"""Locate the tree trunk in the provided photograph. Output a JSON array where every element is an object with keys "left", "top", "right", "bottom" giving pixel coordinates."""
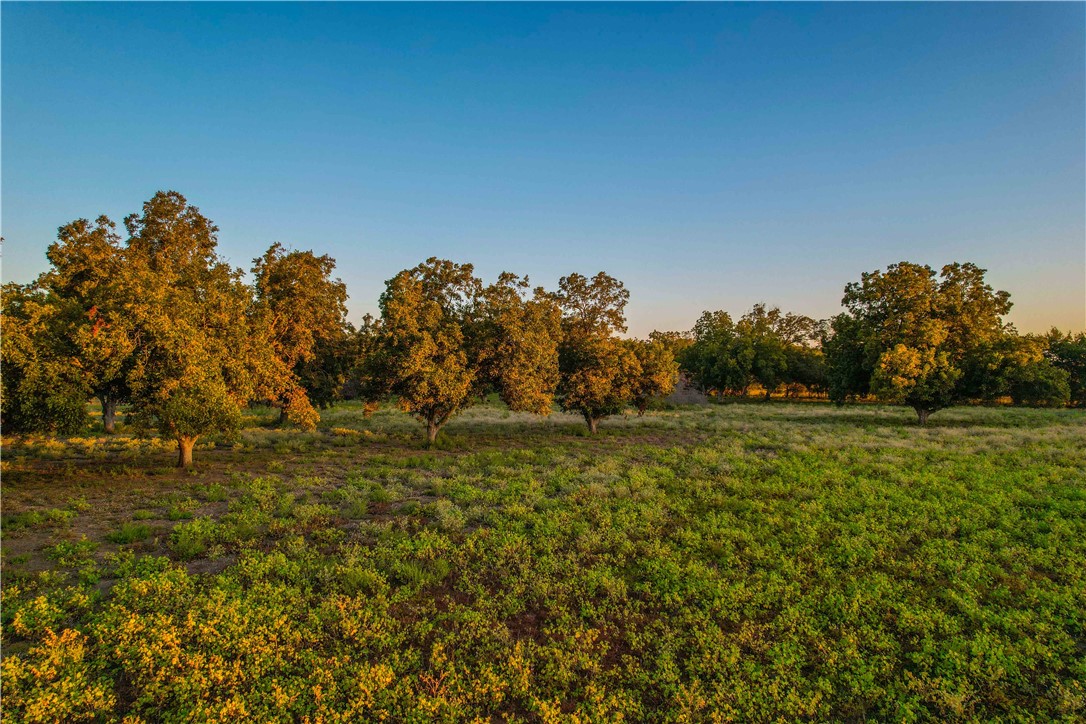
[
  {"left": 764, "top": 388, "right": 772, "bottom": 401},
  {"left": 426, "top": 420, "right": 440, "bottom": 445},
  {"left": 177, "top": 436, "right": 197, "bottom": 468},
  {"left": 587, "top": 416, "right": 599, "bottom": 435},
  {"left": 100, "top": 396, "right": 118, "bottom": 434},
  {"left": 915, "top": 408, "right": 930, "bottom": 425},
  {"left": 279, "top": 406, "right": 288, "bottom": 426}
]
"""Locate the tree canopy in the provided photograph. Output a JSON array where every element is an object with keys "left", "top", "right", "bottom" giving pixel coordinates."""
[
  {"left": 121, "top": 191, "right": 292, "bottom": 466},
  {"left": 827, "top": 262, "right": 1013, "bottom": 423},
  {"left": 252, "top": 242, "right": 350, "bottom": 427},
  {"left": 555, "top": 272, "right": 639, "bottom": 433},
  {"left": 4, "top": 189, "right": 1083, "bottom": 465}
]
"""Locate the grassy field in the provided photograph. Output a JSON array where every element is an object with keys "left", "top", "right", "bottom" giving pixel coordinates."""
[{"left": 1, "top": 401, "right": 1084, "bottom": 722}]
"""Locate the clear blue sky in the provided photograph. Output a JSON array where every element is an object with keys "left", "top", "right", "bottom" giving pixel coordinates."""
[{"left": 3, "top": 2, "right": 1083, "bottom": 335}]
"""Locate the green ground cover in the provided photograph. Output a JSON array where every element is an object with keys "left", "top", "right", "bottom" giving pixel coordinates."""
[{"left": 1, "top": 402, "right": 1084, "bottom": 722}]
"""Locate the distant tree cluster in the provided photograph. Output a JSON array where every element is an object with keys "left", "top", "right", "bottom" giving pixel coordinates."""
[
  {"left": 357, "top": 262, "right": 678, "bottom": 442},
  {"left": 680, "top": 305, "right": 826, "bottom": 400},
  {"left": 2, "top": 191, "right": 679, "bottom": 464},
  {"left": 678, "top": 262, "right": 1084, "bottom": 423}
]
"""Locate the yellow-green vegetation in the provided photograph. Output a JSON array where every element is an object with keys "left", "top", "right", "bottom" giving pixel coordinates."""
[{"left": 2, "top": 401, "right": 1084, "bottom": 721}]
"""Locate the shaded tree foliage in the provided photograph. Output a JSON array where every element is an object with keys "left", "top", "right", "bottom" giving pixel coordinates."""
[
  {"left": 626, "top": 338, "right": 679, "bottom": 415},
  {"left": 1, "top": 283, "right": 90, "bottom": 434},
  {"left": 681, "top": 307, "right": 824, "bottom": 399},
  {"left": 1046, "top": 329, "right": 1086, "bottom": 407}
]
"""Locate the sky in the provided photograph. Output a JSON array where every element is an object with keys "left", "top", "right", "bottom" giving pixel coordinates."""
[{"left": 3, "top": 2, "right": 1084, "bottom": 336}]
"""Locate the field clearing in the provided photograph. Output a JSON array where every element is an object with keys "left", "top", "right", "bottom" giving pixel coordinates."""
[{"left": 2, "top": 401, "right": 1085, "bottom": 721}]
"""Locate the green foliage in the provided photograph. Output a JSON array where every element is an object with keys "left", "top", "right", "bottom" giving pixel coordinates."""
[
  {"left": 1006, "top": 358, "right": 1071, "bottom": 407},
  {"left": 555, "top": 272, "right": 639, "bottom": 432},
  {"left": 106, "top": 523, "right": 153, "bottom": 545},
  {"left": 2, "top": 405, "right": 1086, "bottom": 720},
  {"left": 2, "top": 404, "right": 1085, "bottom": 721},
  {"left": 1047, "top": 329, "right": 1086, "bottom": 407},
  {"left": 170, "top": 517, "right": 220, "bottom": 560},
  {"left": 45, "top": 537, "right": 99, "bottom": 567},
  {"left": 827, "top": 262, "right": 1013, "bottom": 422},
  {"left": 681, "top": 305, "right": 823, "bottom": 399},
  {"left": 1, "top": 284, "right": 91, "bottom": 434},
  {"left": 2, "top": 508, "right": 75, "bottom": 531}
]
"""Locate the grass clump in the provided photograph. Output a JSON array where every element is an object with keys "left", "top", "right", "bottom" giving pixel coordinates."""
[{"left": 106, "top": 523, "right": 153, "bottom": 545}]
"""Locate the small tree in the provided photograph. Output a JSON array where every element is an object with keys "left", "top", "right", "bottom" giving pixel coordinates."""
[
  {"left": 555, "top": 272, "right": 637, "bottom": 433},
  {"left": 560, "top": 334, "right": 640, "bottom": 433},
  {"left": 826, "top": 261, "right": 1012, "bottom": 423},
  {"left": 362, "top": 259, "right": 480, "bottom": 444},
  {"left": 626, "top": 338, "right": 679, "bottom": 415}
]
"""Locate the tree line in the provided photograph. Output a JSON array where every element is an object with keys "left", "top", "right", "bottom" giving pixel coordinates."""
[
  {"left": 679, "top": 263, "right": 1085, "bottom": 421},
  {"left": 2, "top": 191, "right": 677, "bottom": 464},
  {"left": 3, "top": 191, "right": 1083, "bottom": 465}
]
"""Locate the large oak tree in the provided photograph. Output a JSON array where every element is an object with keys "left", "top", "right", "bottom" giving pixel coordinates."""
[
  {"left": 123, "top": 191, "right": 290, "bottom": 466},
  {"left": 825, "top": 261, "right": 1012, "bottom": 423}
]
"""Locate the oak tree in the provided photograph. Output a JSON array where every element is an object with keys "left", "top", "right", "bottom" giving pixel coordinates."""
[
  {"left": 252, "top": 243, "right": 350, "bottom": 428},
  {"left": 123, "top": 191, "right": 288, "bottom": 466},
  {"left": 555, "top": 272, "right": 637, "bottom": 433},
  {"left": 363, "top": 258, "right": 480, "bottom": 444},
  {"left": 826, "top": 262, "right": 1012, "bottom": 423}
]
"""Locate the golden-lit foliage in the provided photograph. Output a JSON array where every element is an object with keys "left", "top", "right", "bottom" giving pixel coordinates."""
[
  {"left": 42, "top": 216, "right": 136, "bottom": 432},
  {"left": 473, "top": 273, "right": 562, "bottom": 416},
  {"left": 364, "top": 258, "right": 479, "bottom": 443},
  {"left": 252, "top": 242, "right": 350, "bottom": 427},
  {"left": 555, "top": 272, "right": 639, "bottom": 432},
  {"left": 122, "top": 191, "right": 294, "bottom": 464}
]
